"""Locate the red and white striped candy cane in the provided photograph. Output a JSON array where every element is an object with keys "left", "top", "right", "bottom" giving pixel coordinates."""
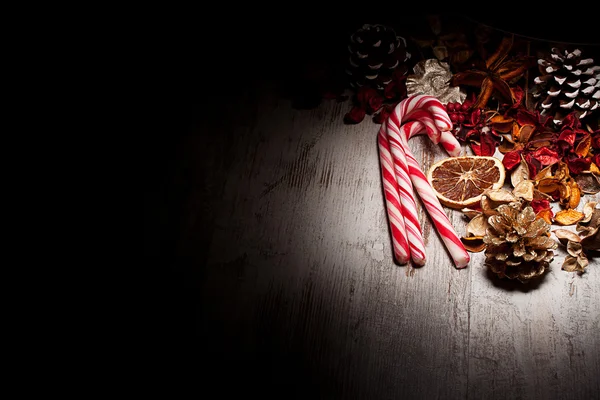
[
  {"left": 396, "top": 118, "right": 470, "bottom": 268},
  {"left": 386, "top": 118, "right": 427, "bottom": 266},
  {"left": 399, "top": 112, "right": 462, "bottom": 157},
  {"left": 396, "top": 95, "right": 453, "bottom": 143},
  {"left": 377, "top": 120, "right": 410, "bottom": 264}
]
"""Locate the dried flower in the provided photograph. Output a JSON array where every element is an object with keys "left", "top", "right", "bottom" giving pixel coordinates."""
[
  {"left": 406, "top": 59, "right": 466, "bottom": 105},
  {"left": 554, "top": 202, "right": 600, "bottom": 274},
  {"left": 450, "top": 36, "right": 534, "bottom": 110}
]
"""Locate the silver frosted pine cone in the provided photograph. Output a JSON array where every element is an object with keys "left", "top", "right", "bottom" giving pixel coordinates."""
[
  {"left": 532, "top": 47, "right": 600, "bottom": 126},
  {"left": 346, "top": 24, "right": 411, "bottom": 92}
]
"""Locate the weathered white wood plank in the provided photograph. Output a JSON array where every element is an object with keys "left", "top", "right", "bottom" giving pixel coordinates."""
[
  {"left": 467, "top": 195, "right": 600, "bottom": 400},
  {"left": 191, "top": 90, "right": 600, "bottom": 399},
  {"left": 200, "top": 93, "right": 472, "bottom": 398}
]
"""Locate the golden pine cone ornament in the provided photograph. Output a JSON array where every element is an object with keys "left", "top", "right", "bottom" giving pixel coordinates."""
[{"left": 483, "top": 201, "right": 558, "bottom": 282}]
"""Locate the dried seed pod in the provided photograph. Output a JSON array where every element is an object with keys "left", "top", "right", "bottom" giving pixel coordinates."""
[
  {"left": 581, "top": 227, "right": 600, "bottom": 250},
  {"left": 582, "top": 202, "right": 598, "bottom": 223},
  {"left": 567, "top": 240, "right": 583, "bottom": 257},
  {"left": 511, "top": 158, "right": 530, "bottom": 187},
  {"left": 513, "top": 180, "right": 534, "bottom": 201},
  {"left": 466, "top": 214, "right": 489, "bottom": 237},
  {"left": 575, "top": 174, "right": 600, "bottom": 194},
  {"left": 460, "top": 236, "right": 486, "bottom": 252},
  {"left": 485, "top": 188, "right": 518, "bottom": 203},
  {"left": 553, "top": 229, "right": 582, "bottom": 245},
  {"left": 561, "top": 254, "right": 588, "bottom": 273}
]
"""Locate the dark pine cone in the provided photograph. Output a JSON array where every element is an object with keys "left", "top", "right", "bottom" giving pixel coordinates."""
[
  {"left": 532, "top": 47, "right": 600, "bottom": 126},
  {"left": 346, "top": 24, "right": 411, "bottom": 92}
]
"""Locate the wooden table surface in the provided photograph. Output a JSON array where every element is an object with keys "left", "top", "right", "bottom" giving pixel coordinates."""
[{"left": 149, "top": 15, "right": 600, "bottom": 400}]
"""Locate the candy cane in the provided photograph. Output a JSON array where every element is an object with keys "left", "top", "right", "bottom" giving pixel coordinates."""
[
  {"left": 386, "top": 119, "right": 427, "bottom": 266},
  {"left": 377, "top": 120, "right": 410, "bottom": 264},
  {"left": 393, "top": 114, "right": 470, "bottom": 268},
  {"left": 382, "top": 97, "right": 457, "bottom": 266}
]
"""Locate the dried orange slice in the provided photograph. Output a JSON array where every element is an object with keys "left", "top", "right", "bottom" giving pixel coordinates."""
[{"left": 427, "top": 156, "right": 506, "bottom": 209}]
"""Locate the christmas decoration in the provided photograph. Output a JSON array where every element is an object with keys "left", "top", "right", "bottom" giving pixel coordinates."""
[
  {"left": 346, "top": 24, "right": 411, "bottom": 92},
  {"left": 450, "top": 36, "right": 534, "bottom": 110},
  {"left": 532, "top": 47, "right": 600, "bottom": 126},
  {"left": 406, "top": 59, "right": 466, "bottom": 104},
  {"left": 483, "top": 200, "right": 558, "bottom": 282}
]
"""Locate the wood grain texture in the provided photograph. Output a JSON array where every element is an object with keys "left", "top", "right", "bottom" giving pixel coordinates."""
[{"left": 174, "top": 89, "right": 600, "bottom": 399}]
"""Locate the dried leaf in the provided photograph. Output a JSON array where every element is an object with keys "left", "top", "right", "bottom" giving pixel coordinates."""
[
  {"left": 558, "top": 183, "right": 571, "bottom": 205},
  {"left": 533, "top": 189, "right": 554, "bottom": 201},
  {"left": 534, "top": 166, "right": 554, "bottom": 181},
  {"left": 536, "top": 209, "right": 554, "bottom": 225},
  {"left": 577, "top": 254, "right": 590, "bottom": 270},
  {"left": 561, "top": 255, "right": 582, "bottom": 272},
  {"left": 575, "top": 173, "right": 600, "bottom": 194},
  {"left": 553, "top": 229, "right": 582, "bottom": 245},
  {"left": 490, "top": 114, "right": 514, "bottom": 133},
  {"left": 461, "top": 208, "right": 481, "bottom": 220},
  {"left": 537, "top": 178, "right": 561, "bottom": 194},
  {"left": 568, "top": 181, "right": 581, "bottom": 209},
  {"left": 460, "top": 236, "right": 486, "bottom": 252},
  {"left": 554, "top": 209, "right": 585, "bottom": 226},
  {"left": 531, "top": 199, "right": 551, "bottom": 214},
  {"left": 580, "top": 227, "right": 600, "bottom": 250},
  {"left": 485, "top": 188, "right": 517, "bottom": 203},
  {"left": 513, "top": 180, "right": 534, "bottom": 201},
  {"left": 554, "top": 162, "right": 570, "bottom": 182},
  {"left": 511, "top": 157, "right": 530, "bottom": 187},
  {"left": 518, "top": 124, "right": 536, "bottom": 143},
  {"left": 582, "top": 202, "right": 598, "bottom": 223},
  {"left": 575, "top": 135, "right": 592, "bottom": 157},
  {"left": 567, "top": 240, "right": 583, "bottom": 257},
  {"left": 467, "top": 214, "right": 489, "bottom": 237}
]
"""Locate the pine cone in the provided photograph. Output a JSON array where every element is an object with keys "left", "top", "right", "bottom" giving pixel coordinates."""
[
  {"left": 483, "top": 201, "right": 558, "bottom": 282},
  {"left": 346, "top": 24, "right": 411, "bottom": 92},
  {"left": 532, "top": 47, "right": 600, "bottom": 126}
]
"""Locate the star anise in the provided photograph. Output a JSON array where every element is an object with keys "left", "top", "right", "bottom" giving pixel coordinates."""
[{"left": 450, "top": 36, "right": 534, "bottom": 110}]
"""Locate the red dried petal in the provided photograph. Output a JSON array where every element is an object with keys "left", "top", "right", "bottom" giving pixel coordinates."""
[
  {"left": 594, "top": 153, "right": 600, "bottom": 167},
  {"left": 510, "top": 86, "right": 524, "bottom": 108},
  {"left": 470, "top": 108, "right": 482, "bottom": 126},
  {"left": 516, "top": 108, "right": 539, "bottom": 126},
  {"left": 524, "top": 152, "right": 540, "bottom": 177},
  {"left": 558, "top": 129, "right": 576, "bottom": 146},
  {"left": 567, "top": 156, "right": 591, "bottom": 175},
  {"left": 560, "top": 112, "right": 581, "bottom": 130},
  {"left": 373, "top": 105, "right": 393, "bottom": 124},
  {"left": 592, "top": 131, "right": 600, "bottom": 150},
  {"left": 531, "top": 199, "right": 551, "bottom": 214},
  {"left": 368, "top": 94, "right": 384, "bottom": 114},
  {"left": 470, "top": 131, "right": 497, "bottom": 156},
  {"left": 384, "top": 81, "right": 397, "bottom": 100},
  {"left": 502, "top": 150, "right": 522, "bottom": 171},
  {"left": 531, "top": 147, "right": 560, "bottom": 166},
  {"left": 357, "top": 87, "right": 378, "bottom": 108},
  {"left": 344, "top": 106, "right": 366, "bottom": 124}
]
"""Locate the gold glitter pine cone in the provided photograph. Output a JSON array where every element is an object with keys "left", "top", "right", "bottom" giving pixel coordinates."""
[{"left": 483, "top": 201, "right": 558, "bottom": 283}]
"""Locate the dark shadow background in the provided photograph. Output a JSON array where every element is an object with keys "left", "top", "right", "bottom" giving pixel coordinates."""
[{"left": 146, "top": 10, "right": 599, "bottom": 396}]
